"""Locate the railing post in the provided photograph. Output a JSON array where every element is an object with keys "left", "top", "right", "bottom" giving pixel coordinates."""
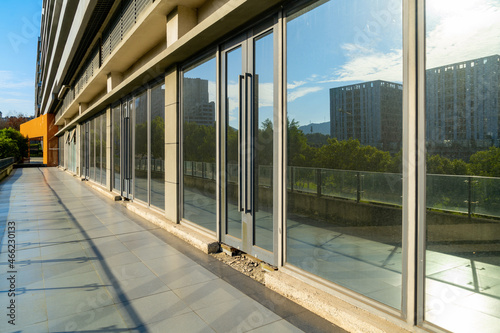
[
  {"left": 317, "top": 168, "right": 322, "bottom": 197},
  {"left": 291, "top": 167, "right": 294, "bottom": 192},
  {"left": 202, "top": 162, "right": 206, "bottom": 179},
  {"left": 468, "top": 176, "right": 472, "bottom": 219},
  {"left": 357, "top": 171, "right": 361, "bottom": 203}
]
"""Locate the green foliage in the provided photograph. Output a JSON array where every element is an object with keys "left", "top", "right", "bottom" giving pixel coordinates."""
[
  {"left": 468, "top": 147, "right": 500, "bottom": 177},
  {"left": 183, "top": 122, "right": 216, "bottom": 163},
  {"left": 0, "top": 137, "right": 20, "bottom": 159},
  {"left": 151, "top": 116, "right": 165, "bottom": 159},
  {"left": 0, "top": 128, "right": 28, "bottom": 160},
  {"left": 427, "top": 154, "right": 468, "bottom": 175},
  {"left": 313, "top": 138, "right": 393, "bottom": 172}
]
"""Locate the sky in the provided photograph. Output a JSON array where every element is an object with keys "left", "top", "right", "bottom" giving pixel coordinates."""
[
  {"left": 0, "top": 0, "right": 42, "bottom": 118},
  {"left": 182, "top": 0, "right": 500, "bottom": 129}
]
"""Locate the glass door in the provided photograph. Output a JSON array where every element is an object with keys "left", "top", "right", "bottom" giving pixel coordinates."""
[
  {"left": 121, "top": 98, "right": 133, "bottom": 199},
  {"left": 83, "top": 122, "right": 90, "bottom": 179},
  {"left": 221, "top": 20, "right": 277, "bottom": 264}
]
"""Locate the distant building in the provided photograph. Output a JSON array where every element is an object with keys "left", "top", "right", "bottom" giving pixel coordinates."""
[
  {"left": 330, "top": 80, "right": 403, "bottom": 153},
  {"left": 183, "top": 78, "right": 215, "bottom": 126},
  {"left": 426, "top": 54, "right": 500, "bottom": 160},
  {"left": 0, "top": 111, "right": 3, "bottom": 119}
]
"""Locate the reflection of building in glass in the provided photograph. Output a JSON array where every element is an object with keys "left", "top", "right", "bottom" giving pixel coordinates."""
[
  {"left": 183, "top": 78, "right": 215, "bottom": 126},
  {"left": 330, "top": 80, "right": 403, "bottom": 153},
  {"left": 426, "top": 55, "right": 500, "bottom": 160}
]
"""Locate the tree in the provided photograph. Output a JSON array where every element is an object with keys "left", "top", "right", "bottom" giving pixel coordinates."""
[
  {"left": 468, "top": 147, "right": 500, "bottom": 177},
  {"left": 0, "top": 128, "right": 28, "bottom": 160}
]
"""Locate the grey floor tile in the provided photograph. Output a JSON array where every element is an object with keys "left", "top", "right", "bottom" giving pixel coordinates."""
[
  {"left": 172, "top": 278, "right": 245, "bottom": 311},
  {"left": 45, "top": 287, "right": 113, "bottom": 320},
  {"left": 158, "top": 264, "right": 219, "bottom": 290},
  {"left": 48, "top": 304, "right": 128, "bottom": 332},
  {"left": 106, "top": 274, "right": 170, "bottom": 302},
  {"left": 135, "top": 311, "right": 216, "bottom": 333},
  {"left": 195, "top": 297, "right": 282, "bottom": 333},
  {"left": 247, "top": 319, "right": 305, "bottom": 333},
  {"left": 116, "top": 291, "right": 192, "bottom": 328}
]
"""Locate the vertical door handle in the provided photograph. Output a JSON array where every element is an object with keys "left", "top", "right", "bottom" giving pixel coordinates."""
[
  {"left": 245, "top": 73, "right": 253, "bottom": 214},
  {"left": 238, "top": 75, "right": 245, "bottom": 212}
]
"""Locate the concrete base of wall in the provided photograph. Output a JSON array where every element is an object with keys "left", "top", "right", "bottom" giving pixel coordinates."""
[
  {"left": 0, "top": 165, "right": 14, "bottom": 182},
  {"left": 265, "top": 269, "right": 411, "bottom": 333}
]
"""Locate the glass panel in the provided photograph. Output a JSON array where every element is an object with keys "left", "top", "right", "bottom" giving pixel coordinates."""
[
  {"left": 96, "top": 115, "right": 101, "bottom": 184},
  {"left": 254, "top": 32, "right": 274, "bottom": 252},
  {"left": 226, "top": 46, "right": 242, "bottom": 238},
  {"left": 424, "top": 1, "right": 500, "bottom": 331},
  {"left": 286, "top": 0, "right": 403, "bottom": 309},
  {"left": 80, "top": 124, "right": 85, "bottom": 175},
  {"left": 102, "top": 113, "right": 107, "bottom": 186},
  {"left": 134, "top": 90, "right": 148, "bottom": 202},
  {"left": 113, "top": 105, "right": 121, "bottom": 191},
  {"left": 90, "top": 118, "right": 95, "bottom": 180},
  {"left": 182, "top": 56, "right": 217, "bottom": 232},
  {"left": 150, "top": 82, "right": 165, "bottom": 210}
]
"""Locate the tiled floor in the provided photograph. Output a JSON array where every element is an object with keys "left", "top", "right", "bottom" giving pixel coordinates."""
[{"left": 0, "top": 168, "right": 344, "bottom": 333}]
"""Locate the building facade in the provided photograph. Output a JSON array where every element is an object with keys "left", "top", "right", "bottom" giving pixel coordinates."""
[
  {"left": 29, "top": 1, "right": 500, "bottom": 333},
  {"left": 330, "top": 80, "right": 403, "bottom": 153},
  {"left": 426, "top": 54, "right": 500, "bottom": 160}
]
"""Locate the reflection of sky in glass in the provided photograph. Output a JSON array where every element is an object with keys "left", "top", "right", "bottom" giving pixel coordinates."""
[
  {"left": 286, "top": 0, "right": 402, "bottom": 126},
  {"left": 255, "top": 32, "right": 274, "bottom": 130},
  {"left": 227, "top": 46, "right": 242, "bottom": 129},
  {"left": 426, "top": 0, "right": 500, "bottom": 69}
]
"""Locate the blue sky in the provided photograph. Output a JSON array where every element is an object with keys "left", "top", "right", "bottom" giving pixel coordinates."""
[{"left": 0, "top": 0, "right": 42, "bottom": 117}]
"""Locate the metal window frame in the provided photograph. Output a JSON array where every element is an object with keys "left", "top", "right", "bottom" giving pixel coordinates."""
[{"left": 178, "top": 50, "right": 220, "bottom": 238}]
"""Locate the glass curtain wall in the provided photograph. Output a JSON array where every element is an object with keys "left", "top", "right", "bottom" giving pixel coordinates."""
[
  {"left": 102, "top": 114, "right": 107, "bottom": 184},
  {"left": 182, "top": 55, "right": 217, "bottom": 232},
  {"left": 113, "top": 105, "right": 121, "bottom": 191},
  {"left": 285, "top": 0, "right": 403, "bottom": 309},
  {"left": 59, "top": 136, "right": 64, "bottom": 167},
  {"left": 134, "top": 90, "right": 148, "bottom": 203},
  {"left": 424, "top": 0, "right": 500, "bottom": 331},
  {"left": 96, "top": 115, "right": 101, "bottom": 183},
  {"left": 90, "top": 118, "right": 95, "bottom": 180},
  {"left": 83, "top": 113, "right": 107, "bottom": 185},
  {"left": 150, "top": 82, "right": 165, "bottom": 209}
]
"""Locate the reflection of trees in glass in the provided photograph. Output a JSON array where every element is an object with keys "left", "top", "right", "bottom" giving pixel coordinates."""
[
  {"left": 135, "top": 121, "right": 147, "bottom": 158},
  {"left": 151, "top": 116, "right": 165, "bottom": 159},
  {"left": 183, "top": 122, "right": 216, "bottom": 163}
]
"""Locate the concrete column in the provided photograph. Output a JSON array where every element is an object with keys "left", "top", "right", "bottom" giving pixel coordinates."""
[
  {"left": 166, "top": 6, "right": 197, "bottom": 47},
  {"left": 106, "top": 107, "right": 112, "bottom": 190},
  {"left": 107, "top": 72, "right": 123, "bottom": 93},
  {"left": 164, "top": 67, "right": 179, "bottom": 222}
]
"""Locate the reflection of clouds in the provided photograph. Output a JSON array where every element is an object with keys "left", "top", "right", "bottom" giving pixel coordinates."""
[
  {"left": 426, "top": 0, "right": 500, "bottom": 68},
  {"left": 208, "top": 80, "right": 216, "bottom": 102},
  {"left": 287, "top": 86, "right": 323, "bottom": 102},
  {"left": 323, "top": 49, "right": 402, "bottom": 83}
]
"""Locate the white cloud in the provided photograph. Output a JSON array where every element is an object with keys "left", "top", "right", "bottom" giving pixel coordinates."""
[
  {"left": 287, "top": 86, "right": 323, "bottom": 102},
  {"left": 287, "top": 80, "right": 307, "bottom": 89},
  {"left": 426, "top": 1, "right": 500, "bottom": 68},
  {"left": 0, "top": 71, "right": 33, "bottom": 89},
  {"left": 319, "top": 49, "right": 403, "bottom": 84}
]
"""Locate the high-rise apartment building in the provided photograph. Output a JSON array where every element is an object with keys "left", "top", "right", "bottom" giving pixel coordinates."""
[
  {"left": 426, "top": 54, "right": 500, "bottom": 160},
  {"left": 330, "top": 80, "right": 403, "bottom": 153}
]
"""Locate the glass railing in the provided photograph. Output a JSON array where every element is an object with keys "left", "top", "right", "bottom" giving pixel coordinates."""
[{"left": 184, "top": 161, "right": 500, "bottom": 220}]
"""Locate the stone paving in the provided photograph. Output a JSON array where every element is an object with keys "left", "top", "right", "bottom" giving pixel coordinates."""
[{"left": 0, "top": 167, "right": 344, "bottom": 333}]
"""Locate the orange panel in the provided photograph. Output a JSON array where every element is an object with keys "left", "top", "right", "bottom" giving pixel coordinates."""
[{"left": 20, "top": 114, "right": 59, "bottom": 166}]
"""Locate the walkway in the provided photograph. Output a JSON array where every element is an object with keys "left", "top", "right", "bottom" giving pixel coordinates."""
[{"left": 0, "top": 168, "right": 344, "bottom": 333}]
